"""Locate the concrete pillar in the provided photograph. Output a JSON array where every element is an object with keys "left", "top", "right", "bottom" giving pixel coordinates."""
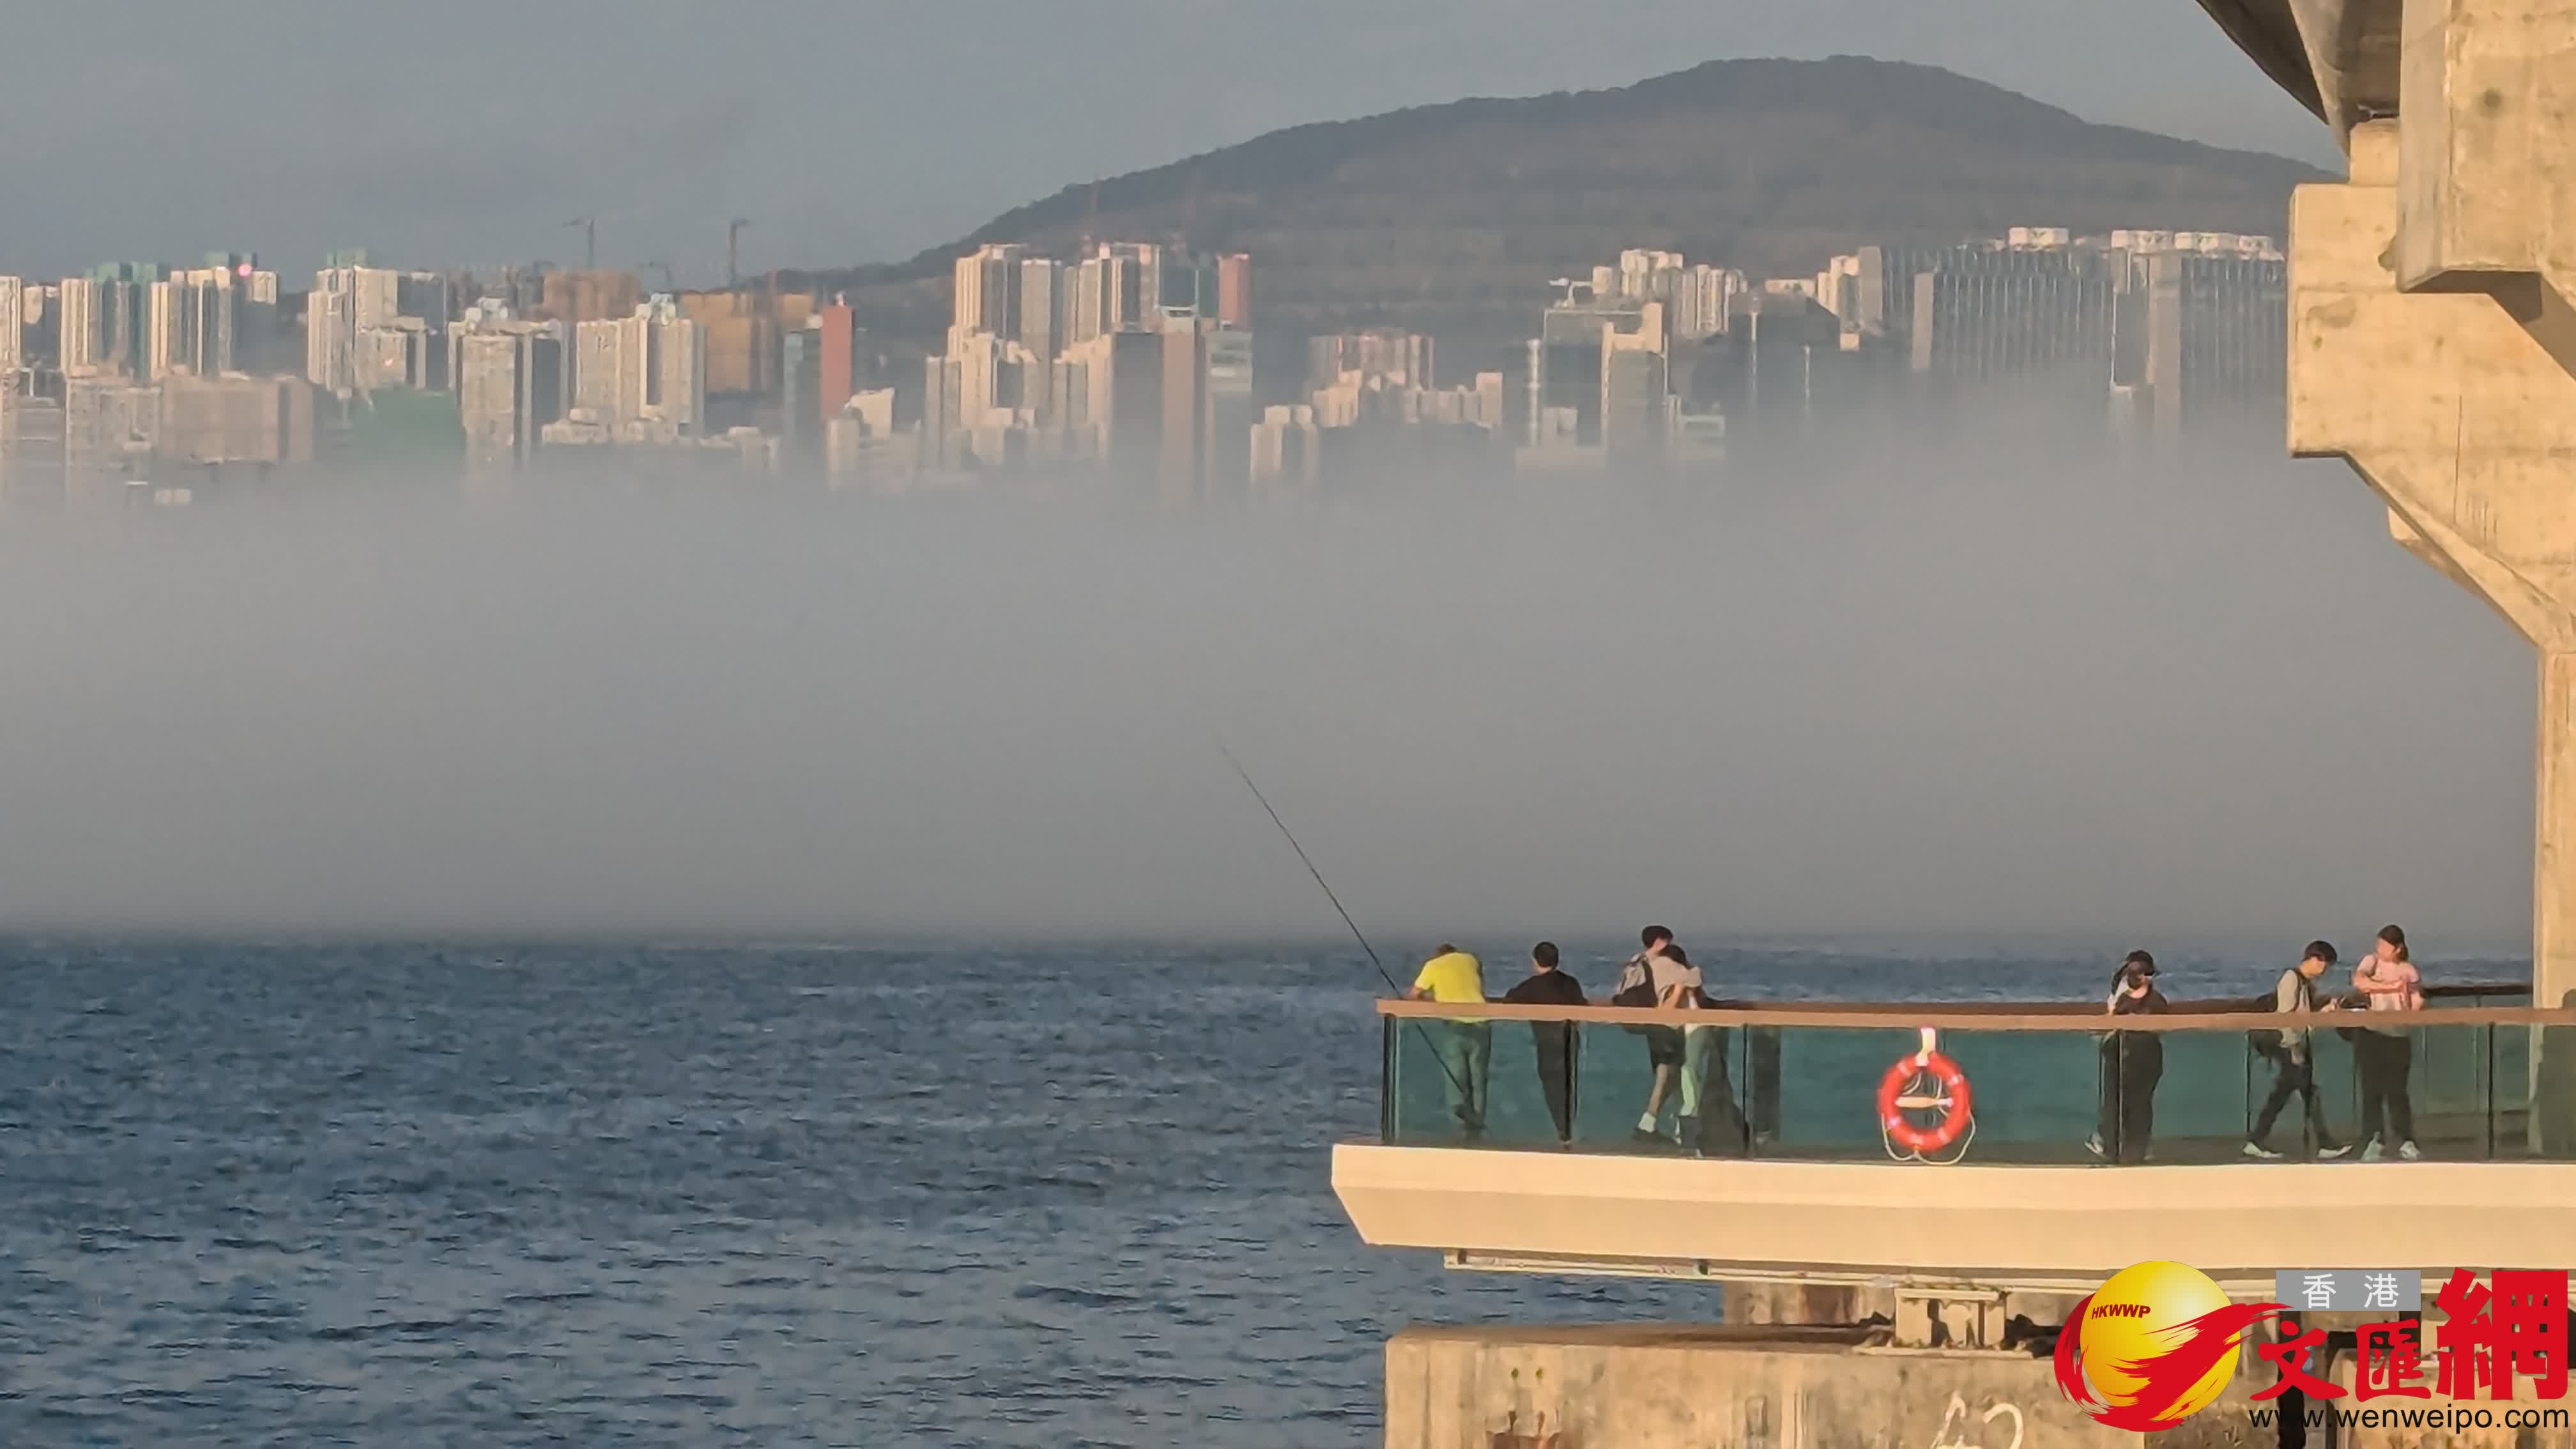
[{"left": 2290, "top": 96, "right": 2576, "bottom": 1014}]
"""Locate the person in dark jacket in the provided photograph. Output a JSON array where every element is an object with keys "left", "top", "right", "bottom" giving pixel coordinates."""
[
  {"left": 2088, "top": 950, "right": 2168, "bottom": 1163},
  {"left": 1501, "top": 942, "right": 1584, "bottom": 1145}
]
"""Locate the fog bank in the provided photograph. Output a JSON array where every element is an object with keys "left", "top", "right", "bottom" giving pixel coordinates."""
[{"left": 0, "top": 449, "right": 2533, "bottom": 946}]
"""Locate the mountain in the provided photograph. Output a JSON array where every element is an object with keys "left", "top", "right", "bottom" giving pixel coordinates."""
[{"left": 793, "top": 56, "right": 2330, "bottom": 355}]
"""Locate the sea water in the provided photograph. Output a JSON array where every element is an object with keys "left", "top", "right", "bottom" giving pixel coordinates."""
[{"left": 0, "top": 937, "right": 2521, "bottom": 1445}]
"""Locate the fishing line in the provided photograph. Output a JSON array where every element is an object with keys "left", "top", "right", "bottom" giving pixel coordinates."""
[{"left": 1212, "top": 736, "right": 1475, "bottom": 1111}]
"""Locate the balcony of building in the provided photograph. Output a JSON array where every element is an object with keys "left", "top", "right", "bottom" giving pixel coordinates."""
[{"left": 1333, "top": 988, "right": 2576, "bottom": 1296}]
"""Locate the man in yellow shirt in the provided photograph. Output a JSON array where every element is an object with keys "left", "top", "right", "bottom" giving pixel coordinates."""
[{"left": 1407, "top": 944, "right": 1490, "bottom": 1140}]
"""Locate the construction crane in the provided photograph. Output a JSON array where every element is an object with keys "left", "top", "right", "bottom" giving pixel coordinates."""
[
  {"left": 564, "top": 217, "right": 596, "bottom": 270},
  {"left": 641, "top": 259, "right": 677, "bottom": 293},
  {"left": 727, "top": 218, "right": 751, "bottom": 288},
  {"left": 1546, "top": 277, "right": 1590, "bottom": 306}
]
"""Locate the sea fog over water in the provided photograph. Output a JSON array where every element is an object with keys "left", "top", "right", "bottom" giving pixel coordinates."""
[
  {"left": 0, "top": 436, "right": 2542, "bottom": 1443},
  {"left": 0, "top": 440, "right": 2537, "bottom": 947}
]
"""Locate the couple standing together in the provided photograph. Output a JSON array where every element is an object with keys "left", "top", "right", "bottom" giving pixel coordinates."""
[
  {"left": 2242, "top": 925, "right": 2427, "bottom": 1162},
  {"left": 1610, "top": 926, "right": 1747, "bottom": 1155}
]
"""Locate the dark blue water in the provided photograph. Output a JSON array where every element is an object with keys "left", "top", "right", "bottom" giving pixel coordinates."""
[{"left": 0, "top": 937, "right": 2522, "bottom": 1445}]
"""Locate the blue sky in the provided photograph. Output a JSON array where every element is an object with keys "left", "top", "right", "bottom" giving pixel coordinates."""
[{"left": 0, "top": 0, "right": 2333, "bottom": 281}]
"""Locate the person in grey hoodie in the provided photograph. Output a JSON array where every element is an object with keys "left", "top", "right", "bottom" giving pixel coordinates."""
[{"left": 2243, "top": 941, "right": 2352, "bottom": 1160}]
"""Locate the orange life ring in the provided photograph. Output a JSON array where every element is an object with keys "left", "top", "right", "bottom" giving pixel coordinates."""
[{"left": 1878, "top": 1050, "right": 1973, "bottom": 1154}]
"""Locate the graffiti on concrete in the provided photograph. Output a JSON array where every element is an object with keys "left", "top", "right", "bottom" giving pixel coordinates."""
[{"left": 1928, "top": 1392, "right": 2024, "bottom": 1449}]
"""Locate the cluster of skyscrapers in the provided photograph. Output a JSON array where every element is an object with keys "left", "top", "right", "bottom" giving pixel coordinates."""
[
  {"left": 915, "top": 241, "right": 1255, "bottom": 502},
  {"left": 0, "top": 218, "right": 2293, "bottom": 507},
  {"left": 1514, "top": 228, "right": 2292, "bottom": 474}
]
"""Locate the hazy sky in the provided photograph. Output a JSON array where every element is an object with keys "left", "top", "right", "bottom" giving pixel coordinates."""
[
  {"left": 0, "top": 0, "right": 2334, "bottom": 282},
  {"left": 0, "top": 441, "right": 2532, "bottom": 948}
]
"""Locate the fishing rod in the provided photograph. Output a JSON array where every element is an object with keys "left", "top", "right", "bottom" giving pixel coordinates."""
[
  {"left": 1215, "top": 740, "right": 1403, "bottom": 997},
  {"left": 1214, "top": 739, "right": 1474, "bottom": 1108}
]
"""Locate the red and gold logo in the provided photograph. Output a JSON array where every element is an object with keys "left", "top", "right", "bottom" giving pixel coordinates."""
[{"left": 2055, "top": 1261, "right": 2281, "bottom": 1430}]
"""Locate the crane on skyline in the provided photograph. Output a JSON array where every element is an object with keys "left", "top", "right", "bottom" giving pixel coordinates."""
[
  {"left": 727, "top": 218, "right": 751, "bottom": 288},
  {"left": 564, "top": 217, "right": 596, "bottom": 270}
]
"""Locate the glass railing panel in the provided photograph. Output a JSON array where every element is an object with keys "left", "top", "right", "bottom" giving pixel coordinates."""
[
  {"left": 2128, "top": 1027, "right": 2254, "bottom": 1165},
  {"left": 1761, "top": 1025, "right": 1928, "bottom": 1160},
  {"left": 2313, "top": 1020, "right": 2489, "bottom": 1160},
  {"left": 1933, "top": 1028, "right": 2102, "bottom": 1164},
  {"left": 1378, "top": 1006, "right": 2572, "bottom": 1165},
  {"left": 1386, "top": 1015, "right": 1563, "bottom": 1149},
  {"left": 2529, "top": 1023, "right": 2576, "bottom": 1161},
  {"left": 1570, "top": 1021, "right": 1749, "bottom": 1155},
  {"left": 2494, "top": 1023, "right": 2534, "bottom": 1158},
  {"left": 2305, "top": 1020, "right": 2363, "bottom": 1150}
]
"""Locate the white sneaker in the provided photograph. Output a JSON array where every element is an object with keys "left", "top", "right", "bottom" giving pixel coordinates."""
[
  {"left": 2243, "top": 1140, "right": 2282, "bottom": 1160},
  {"left": 2398, "top": 1140, "right": 2421, "bottom": 1161},
  {"left": 2085, "top": 1133, "right": 2106, "bottom": 1160},
  {"left": 2361, "top": 1138, "right": 2384, "bottom": 1162},
  {"left": 2317, "top": 1143, "right": 2352, "bottom": 1160}
]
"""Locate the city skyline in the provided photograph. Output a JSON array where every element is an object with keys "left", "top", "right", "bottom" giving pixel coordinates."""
[
  {"left": 0, "top": 6, "right": 2334, "bottom": 282},
  {"left": 0, "top": 213, "right": 2298, "bottom": 505}
]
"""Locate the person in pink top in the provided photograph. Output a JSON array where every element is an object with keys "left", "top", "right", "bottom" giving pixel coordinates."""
[{"left": 2352, "top": 923, "right": 2424, "bottom": 1160}]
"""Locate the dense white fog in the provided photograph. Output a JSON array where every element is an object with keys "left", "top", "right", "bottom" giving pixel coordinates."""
[{"left": 0, "top": 440, "right": 2534, "bottom": 947}]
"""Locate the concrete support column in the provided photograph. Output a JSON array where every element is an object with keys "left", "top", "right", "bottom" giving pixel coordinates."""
[
  {"left": 2292, "top": 108, "right": 2576, "bottom": 1008},
  {"left": 2546, "top": 652, "right": 2576, "bottom": 1013}
]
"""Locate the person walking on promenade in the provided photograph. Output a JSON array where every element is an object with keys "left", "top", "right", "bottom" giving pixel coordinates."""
[{"left": 2244, "top": 940, "right": 2352, "bottom": 1160}]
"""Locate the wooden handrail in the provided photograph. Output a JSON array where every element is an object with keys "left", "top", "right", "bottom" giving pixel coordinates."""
[{"left": 1377, "top": 997, "right": 2576, "bottom": 1031}]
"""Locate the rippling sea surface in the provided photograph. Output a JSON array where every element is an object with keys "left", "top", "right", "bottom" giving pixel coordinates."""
[{"left": 0, "top": 937, "right": 2522, "bottom": 1446}]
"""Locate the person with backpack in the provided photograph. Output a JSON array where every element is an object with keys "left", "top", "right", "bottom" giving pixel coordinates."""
[
  {"left": 1611, "top": 926, "right": 1683, "bottom": 1143},
  {"left": 2087, "top": 951, "right": 2168, "bottom": 1163},
  {"left": 2244, "top": 941, "right": 2352, "bottom": 1160}
]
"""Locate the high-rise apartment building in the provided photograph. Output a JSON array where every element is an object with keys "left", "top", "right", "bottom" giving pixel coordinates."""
[
  {"left": 57, "top": 278, "right": 102, "bottom": 373},
  {"left": 538, "top": 270, "right": 642, "bottom": 327},
  {"left": 675, "top": 291, "right": 778, "bottom": 397},
  {"left": 64, "top": 373, "right": 160, "bottom": 474},
  {"left": 2108, "top": 243, "right": 2286, "bottom": 450},
  {"left": 952, "top": 244, "right": 1027, "bottom": 339},
  {"left": 1158, "top": 319, "right": 1215, "bottom": 506},
  {"left": 1600, "top": 302, "right": 1673, "bottom": 470},
  {"left": 564, "top": 296, "right": 705, "bottom": 443},
  {"left": 1250, "top": 405, "right": 1321, "bottom": 494},
  {"left": 158, "top": 374, "right": 312, "bottom": 467},
  {"left": 1018, "top": 258, "right": 1063, "bottom": 365},
  {"left": 307, "top": 268, "right": 356, "bottom": 393},
  {"left": 452, "top": 302, "right": 564, "bottom": 472},
  {"left": 1216, "top": 254, "right": 1254, "bottom": 330},
  {"left": 144, "top": 282, "right": 181, "bottom": 379},
  {"left": 1309, "top": 332, "right": 1435, "bottom": 391},
  {"left": 816, "top": 302, "right": 864, "bottom": 425},
  {"left": 0, "top": 276, "right": 22, "bottom": 385}
]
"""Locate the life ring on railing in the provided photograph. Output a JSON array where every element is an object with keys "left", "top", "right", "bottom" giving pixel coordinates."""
[{"left": 1878, "top": 1043, "right": 1974, "bottom": 1156}]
